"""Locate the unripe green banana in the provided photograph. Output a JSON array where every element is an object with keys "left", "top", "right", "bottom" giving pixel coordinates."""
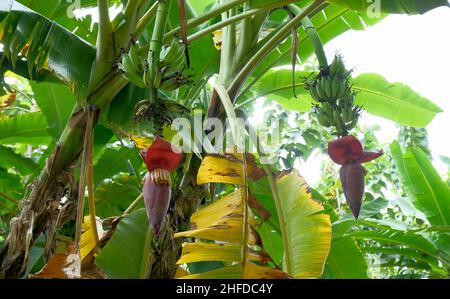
[
  {"left": 331, "top": 77, "right": 341, "bottom": 99},
  {"left": 347, "top": 117, "right": 359, "bottom": 131},
  {"left": 342, "top": 106, "right": 352, "bottom": 123},
  {"left": 324, "top": 77, "right": 332, "bottom": 100},
  {"left": 120, "top": 54, "right": 138, "bottom": 74},
  {"left": 315, "top": 83, "right": 326, "bottom": 101},
  {"left": 333, "top": 110, "right": 342, "bottom": 126},
  {"left": 320, "top": 77, "right": 329, "bottom": 100},
  {"left": 161, "top": 40, "right": 185, "bottom": 68},
  {"left": 120, "top": 55, "right": 146, "bottom": 88},
  {"left": 129, "top": 46, "right": 143, "bottom": 71},
  {"left": 321, "top": 102, "right": 334, "bottom": 118},
  {"left": 329, "top": 60, "right": 338, "bottom": 76},
  {"left": 336, "top": 80, "right": 346, "bottom": 99},
  {"left": 310, "top": 85, "right": 320, "bottom": 102},
  {"left": 160, "top": 78, "right": 179, "bottom": 91},
  {"left": 317, "top": 112, "right": 332, "bottom": 127}
]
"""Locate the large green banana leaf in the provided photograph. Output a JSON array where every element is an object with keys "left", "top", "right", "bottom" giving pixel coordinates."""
[
  {"left": 244, "top": 3, "right": 385, "bottom": 92},
  {"left": 0, "top": 0, "right": 96, "bottom": 99},
  {"left": 95, "top": 209, "right": 153, "bottom": 279},
  {"left": 323, "top": 236, "right": 368, "bottom": 278},
  {"left": 16, "top": 0, "right": 122, "bottom": 44},
  {"left": 390, "top": 142, "right": 450, "bottom": 227},
  {"left": 352, "top": 74, "right": 442, "bottom": 128}
]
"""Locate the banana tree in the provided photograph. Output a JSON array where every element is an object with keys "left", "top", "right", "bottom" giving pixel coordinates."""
[{"left": 0, "top": 0, "right": 448, "bottom": 279}]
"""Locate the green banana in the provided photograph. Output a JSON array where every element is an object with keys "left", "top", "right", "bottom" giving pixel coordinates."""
[
  {"left": 321, "top": 102, "right": 334, "bottom": 118},
  {"left": 120, "top": 55, "right": 146, "bottom": 88},
  {"left": 310, "top": 85, "right": 320, "bottom": 101},
  {"left": 333, "top": 110, "right": 343, "bottom": 126},
  {"left": 326, "top": 77, "right": 334, "bottom": 100},
  {"left": 342, "top": 106, "right": 352, "bottom": 123},
  {"left": 317, "top": 112, "right": 332, "bottom": 127},
  {"left": 336, "top": 80, "right": 346, "bottom": 99},
  {"left": 161, "top": 40, "right": 185, "bottom": 67},
  {"left": 319, "top": 77, "right": 328, "bottom": 100},
  {"left": 160, "top": 78, "right": 180, "bottom": 91},
  {"left": 129, "top": 46, "right": 143, "bottom": 71},
  {"left": 315, "top": 83, "right": 326, "bottom": 101}
]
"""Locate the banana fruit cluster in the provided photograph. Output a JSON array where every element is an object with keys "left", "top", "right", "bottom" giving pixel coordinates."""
[
  {"left": 119, "top": 39, "right": 190, "bottom": 91},
  {"left": 309, "top": 55, "right": 361, "bottom": 136}
]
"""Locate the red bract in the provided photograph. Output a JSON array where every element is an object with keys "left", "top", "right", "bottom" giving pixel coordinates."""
[
  {"left": 328, "top": 135, "right": 383, "bottom": 166},
  {"left": 140, "top": 136, "right": 182, "bottom": 172},
  {"left": 140, "top": 137, "right": 182, "bottom": 237},
  {"left": 328, "top": 135, "right": 383, "bottom": 219}
]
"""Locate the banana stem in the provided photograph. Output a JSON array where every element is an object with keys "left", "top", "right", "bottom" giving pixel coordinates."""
[
  {"left": 187, "top": 6, "right": 269, "bottom": 44},
  {"left": 75, "top": 106, "right": 99, "bottom": 251},
  {"left": 218, "top": 0, "right": 237, "bottom": 87},
  {"left": 123, "top": 194, "right": 144, "bottom": 216},
  {"left": 241, "top": 151, "right": 249, "bottom": 269},
  {"left": 89, "top": 0, "right": 115, "bottom": 94},
  {"left": 134, "top": 1, "right": 159, "bottom": 37},
  {"left": 235, "top": 109, "right": 293, "bottom": 274},
  {"left": 147, "top": 0, "right": 171, "bottom": 100},
  {"left": 229, "top": 0, "right": 326, "bottom": 101},
  {"left": 288, "top": 4, "right": 328, "bottom": 69},
  {"left": 87, "top": 109, "right": 100, "bottom": 251}
]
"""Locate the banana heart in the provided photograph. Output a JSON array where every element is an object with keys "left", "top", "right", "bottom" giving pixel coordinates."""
[
  {"left": 328, "top": 135, "right": 383, "bottom": 219},
  {"left": 140, "top": 137, "right": 183, "bottom": 236}
]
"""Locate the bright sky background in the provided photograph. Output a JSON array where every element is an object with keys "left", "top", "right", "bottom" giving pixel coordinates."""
[{"left": 299, "top": 6, "right": 450, "bottom": 186}]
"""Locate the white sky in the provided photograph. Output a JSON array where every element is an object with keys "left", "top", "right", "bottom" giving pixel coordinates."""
[{"left": 299, "top": 6, "right": 450, "bottom": 185}]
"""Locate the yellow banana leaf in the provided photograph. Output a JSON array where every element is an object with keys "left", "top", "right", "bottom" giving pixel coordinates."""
[
  {"left": 277, "top": 171, "right": 331, "bottom": 278},
  {"left": 180, "top": 262, "right": 291, "bottom": 279},
  {"left": 176, "top": 243, "right": 266, "bottom": 264},
  {"left": 80, "top": 215, "right": 104, "bottom": 262},
  {"left": 197, "top": 153, "right": 265, "bottom": 185},
  {"left": 173, "top": 189, "right": 258, "bottom": 244},
  {"left": 176, "top": 153, "right": 284, "bottom": 279}
]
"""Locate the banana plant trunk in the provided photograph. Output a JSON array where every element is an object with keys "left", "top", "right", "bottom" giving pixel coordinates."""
[
  {"left": 0, "top": 108, "right": 90, "bottom": 278},
  {"left": 0, "top": 70, "right": 127, "bottom": 278}
]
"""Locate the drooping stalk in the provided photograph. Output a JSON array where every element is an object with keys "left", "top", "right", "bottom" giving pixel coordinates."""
[
  {"left": 165, "top": 0, "right": 247, "bottom": 39},
  {"left": 238, "top": 3, "right": 329, "bottom": 99},
  {"left": 288, "top": 4, "right": 328, "bottom": 69}
]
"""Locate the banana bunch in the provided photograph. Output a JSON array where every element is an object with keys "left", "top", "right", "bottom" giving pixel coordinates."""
[
  {"left": 119, "top": 39, "right": 189, "bottom": 90},
  {"left": 119, "top": 45, "right": 147, "bottom": 88},
  {"left": 309, "top": 55, "right": 361, "bottom": 136},
  {"left": 160, "top": 71, "right": 192, "bottom": 91},
  {"left": 160, "top": 39, "right": 186, "bottom": 69}
]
